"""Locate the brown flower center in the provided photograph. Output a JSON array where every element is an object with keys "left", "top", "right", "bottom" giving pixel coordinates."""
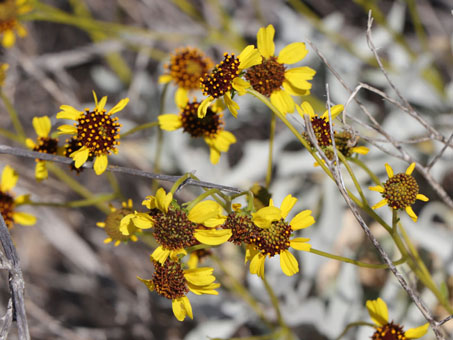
[
  {"left": 180, "top": 101, "right": 223, "bottom": 138},
  {"left": 372, "top": 321, "right": 407, "bottom": 340},
  {"left": 223, "top": 212, "right": 258, "bottom": 245},
  {"left": 152, "top": 209, "right": 198, "bottom": 250},
  {"left": 306, "top": 116, "right": 333, "bottom": 148},
  {"left": 200, "top": 53, "right": 240, "bottom": 99},
  {"left": 245, "top": 56, "right": 285, "bottom": 97},
  {"left": 33, "top": 137, "right": 58, "bottom": 156},
  {"left": 383, "top": 173, "right": 419, "bottom": 210},
  {"left": 152, "top": 259, "right": 189, "bottom": 300},
  {"left": 0, "top": 191, "right": 15, "bottom": 229},
  {"left": 75, "top": 108, "right": 121, "bottom": 157},
  {"left": 165, "top": 47, "right": 213, "bottom": 90},
  {"left": 251, "top": 219, "right": 292, "bottom": 257}
]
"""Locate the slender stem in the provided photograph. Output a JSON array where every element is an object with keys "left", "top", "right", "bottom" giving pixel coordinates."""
[
  {"left": 309, "top": 248, "right": 406, "bottom": 268},
  {"left": 28, "top": 194, "right": 116, "bottom": 208},
  {"left": 184, "top": 188, "right": 219, "bottom": 211},
  {"left": 0, "top": 128, "right": 23, "bottom": 143},
  {"left": 337, "top": 152, "right": 368, "bottom": 205},
  {"left": 261, "top": 275, "right": 285, "bottom": 328},
  {"left": 210, "top": 254, "right": 272, "bottom": 328},
  {"left": 349, "top": 157, "right": 381, "bottom": 185},
  {"left": 121, "top": 122, "right": 159, "bottom": 138},
  {"left": 46, "top": 163, "right": 110, "bottom": 214},
  {"left": 0, "top": 91, "right": 26, "bottom": 141},
  {"left": 265, "top": 113, "right": 276, "bottom": 189}
]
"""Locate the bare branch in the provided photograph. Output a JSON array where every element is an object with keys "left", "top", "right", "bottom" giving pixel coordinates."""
[{"left": 0, "top": 145, "right": 241, "bottom": 194}]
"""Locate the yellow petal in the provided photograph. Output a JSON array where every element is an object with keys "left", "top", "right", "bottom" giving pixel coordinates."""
[
  {"left": 35, "top": 161, "right": 48, "bottom": 181},
  {"left": 232, "top": 77, "right": 250, "bottom": 95},
  {"left": 172, "top": 296, "right": 193, "bottom": 321},
  {"left": 70, "top": 146, "right": 90, "bottom": 168},
  {"left": 252, "top": 206, "right": 282, "bottom": 229},
  {"left": 405, "top": 323, "right": 429, "bottom": 339},
  {"left": 372, "top": 199, "right": 388, "bottom": 210},
  {"left": 57, "top": 105, "right": 82, "bottom": 120},
  {"left": 175, "top": 88, "right": 189, "bottom": 108},
  {"left": 94, "top": 154, "right": 108, "bottom": 175},
  {"left": 210, "top": 130, "right": 236, "bottom": 152},
  {"left": 280, "top": 194, "right": 297, "bottom": 219},
  {"left": 406, "top": 206, "right": 418, "bottom": 222},
  {"left": 277, "top": 42, "right": 308, "bottom": 64},
  {"left": 416, "top": 194, "right": 429, "bottom": 202},
  {"left": 290, "top": 210, "right": 315, "bottom": 230},
  {"left": 16, "top": 24, "right": 27, "bottom": 38},
  {"left": 385, "top": 163, "right": 394, "bottom": 178},
  {"left": 198, "top": 97, "right": 213, "bottom": 118},
  {"left": 151, "top": 246, "right": 171, "bottom": 264},
  {"left": 249, "top": 252, "right": 266, "bottom": 278},
  {"left": 284, "top": 67, "right": 315, "bottom": 91},
  {"left": 137, "top": 276, "right": 155, "bottom": 291},
  {"left": 238, "top": 45, "right": 262, "bottom": 69},
  {"left": 351, "top": 146, "right": 369, "bottom": 155},
  {"left": 280, "top": 249, "right": 299, "bottom": 276},
  {"left": 2, "top": 30, "right": 16, "bottom": 48},
  {"left": 32, "top": 116, "right": 51, "bottom": 137},
  {"left": 299, "top": 101, "right": 315, "bottom": 118},
  {"left": 257, "top": 25, "right": 275, "bottom": 59},
  {"left": 194, "top": 228, "right": 231, "bottom": 245},
  {"left": 321, "top": 104, "right": 344, "bottom": 121},
  {"left": 188, "top": 282, "right": 220, "bottom": 295},
  {"left": 25, "top": 138, "right": 35, "bottom": 149},
  {"left": 13, "top": 212, "right": 36, "bottom": 226},
  {"left": 406, "top": 162, "right": 416, "bottom": 175},
  {"left": 270, "top": 90, "right": 295, "bottom": 115},
  {"left": 14, "top": 194, "right": 30, "bottom": 205},
  {"left": 108, "top": 98, "right": 129, "bottom": 115},
  {"left": 369, "top": 185, "right": 384, "bottom": 193},
  {"left": 224, "top": 92, "right": 240, "bottom": 118},
  {"left": 290, "top": 238, "right": 311, "bottom": 251},
  {"left": 366, "top": 298, "right": 388, "bottom": 326},
  {"left": 1, "top": 165, "right": 18, "bottom": 192},
  {"left": 57, "top": 125, "right": 77, "bottom": 135},
  {"left": 282, "top": 79, "right": 311, "bottom": 96},
  {"left": 158, "top": 74, "right": 172, "bottom": 84},
  {"left": 187, "top": 200, "right": 222, "bottom": 224},
  {"left": 119, "top": 214, "right": 134, "bottom": 235},
  {"left": 155, "top": 188, "right": 173, "bottom": 213},
  {"left": 209, "top": 146, "right": 221, "bottom": 165},
  {"left": 97, "top": 95, "right": 108, "bottom": 112},
  {"left": 158, "top": 114, "right": 182, "bottom": 131},
  {"left": 184, "top": 267, "right": 216, "bottom": 286},
  {"left": 132, "top": 212, "right": 154, "bottom": 229}
]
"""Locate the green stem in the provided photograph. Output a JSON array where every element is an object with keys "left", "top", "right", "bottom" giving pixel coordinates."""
[
  {"left": 337, "top": 152, "right": 368, "bottom": 205},
  {"left": 210, "top": 254, "right": 272, "bottom": 328},
  {"left": 265, "top": 113, "right": 276, "bottom": 189},
  {"left": 398, "top": 221, "right": 453, "bottom": 313},
  {"left": 309, "top": 248, "right": 406, "bottom": 269},
  {"left": 28, "top": 193, "right": 116, "bottom": 208},
  {"left": 0, "top": 91, "right": 26, "bottom": 141},
  {"left": 121, "top": 122, "right": 159, "bottom": 138},
  {"left": 184, "top": 188, "right": 219, "bottom": 211},
  {"left": 0, "top": 128, "right": 22, "bottom": 143},
  {"left": 261, "top": 275, "right": 285, "bottom": 328},
  {"left": 46, "top": 163, "right": 110, "bottom": 214},
  {"left": 349, "top": 157, "right": 381, "bottom": 185}
]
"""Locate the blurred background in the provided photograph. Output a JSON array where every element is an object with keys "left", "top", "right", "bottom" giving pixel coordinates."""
[{"left": 1, "top": 0, "right": 453, "bottom": 339}]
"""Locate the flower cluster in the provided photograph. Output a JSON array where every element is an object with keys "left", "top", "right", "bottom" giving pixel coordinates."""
[{"left": 0, "top": 0, "right": 32, "bottom": 48}]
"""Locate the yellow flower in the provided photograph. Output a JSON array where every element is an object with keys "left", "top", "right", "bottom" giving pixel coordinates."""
[
  {"left": 244, "top": 24, "right": 316, "bottom": 115},
  {"left": 0, "top": 63, "right": 9, "bottom": 87},
  {"left": 198, "top": 46, "right": 262, "bottom": 118},
  {"left": 120, "top": 188, "right": 231, "bottom": 264},
  {"left": 247, "top": 194, "right": 315, "bottom": 278},
  {"left": 0, "top": 0, "right": 32, "bottom": 48},
  {"left": 369, "top": 163, "right": 429, "bottom": 222},
  {"left": 25, "top": 116, "right": 59, "bottom": 181},
  {"left": 158, "top": 47, "right": 213, "bottom": 104},
  {"left": 96, "top": 199, "right": 140, "bottom": 246},
  {"left": 158, "top": 99, "right": 236, "bottom": 164},
  {"left": 0, "top": 165, "right": 36, "bottom": 228},
  {"left": 138, "top": 258, "right": 220, "bottom": 321},
  {"left": 366, "top": 298, "right": 429, "bottom": 339},
  {"left": 57, "top": 90, "right": 129, "bottom": 175}
]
